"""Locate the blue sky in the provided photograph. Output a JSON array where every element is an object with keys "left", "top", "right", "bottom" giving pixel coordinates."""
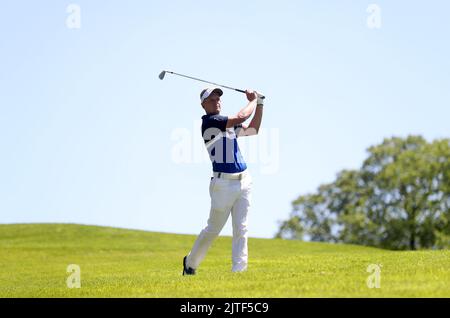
[{"left": 1, "top": 1, "right": 449, "bottom": 238}]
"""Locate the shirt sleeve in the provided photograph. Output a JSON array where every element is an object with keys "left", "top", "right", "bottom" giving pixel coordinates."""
[{"left": 234, "top": 124, "right": 243, "bottom": 137}]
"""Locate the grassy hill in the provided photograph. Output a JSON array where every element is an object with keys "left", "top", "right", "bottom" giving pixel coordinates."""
[{"left": 0, "top": 223, "right": 449, "bottom": 297}]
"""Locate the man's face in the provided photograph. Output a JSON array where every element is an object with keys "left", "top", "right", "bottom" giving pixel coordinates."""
[{"left": 202, "top": 93, "right": 221, "bottom": 115}]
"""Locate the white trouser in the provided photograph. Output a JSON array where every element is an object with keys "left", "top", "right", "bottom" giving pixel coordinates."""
[{"left": 186, "top": 171, "right": 252, "bottom": 272}]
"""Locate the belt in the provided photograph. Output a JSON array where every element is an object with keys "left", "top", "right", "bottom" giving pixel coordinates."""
[{"left": 213, "top": 171, "right": 247, "bottom": 180}]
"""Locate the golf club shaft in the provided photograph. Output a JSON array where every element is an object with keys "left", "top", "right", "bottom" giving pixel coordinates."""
[{"left": 164, "top": 71, "right": 264, "bottom": 99}]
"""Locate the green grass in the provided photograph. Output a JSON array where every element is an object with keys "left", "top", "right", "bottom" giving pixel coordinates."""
[{"left": 0, "top": 223, "right": 449, "bottom": 297}]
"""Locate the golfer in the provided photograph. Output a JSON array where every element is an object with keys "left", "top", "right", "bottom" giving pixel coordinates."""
[{"left": 183, "top": 87, "right": 264, "bottom": 275}]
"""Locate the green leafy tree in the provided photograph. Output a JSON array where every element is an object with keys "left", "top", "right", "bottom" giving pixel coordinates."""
[{"left": 276, "top": 136, "right": 450, "bottom": 250}]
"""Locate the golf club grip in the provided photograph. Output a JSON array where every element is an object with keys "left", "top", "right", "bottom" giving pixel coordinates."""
[{"left": 236, "top": 89, "right": 265, "bottom": 100}]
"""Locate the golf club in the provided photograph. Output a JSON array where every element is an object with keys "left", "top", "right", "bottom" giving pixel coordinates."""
[{"left": 158, "top": 70, "right": 265, "bottom": 99}]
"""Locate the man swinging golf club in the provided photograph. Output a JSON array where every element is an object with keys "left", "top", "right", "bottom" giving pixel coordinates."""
[{"left": 183, "top": 87, "right": 264, "bottom": 275}]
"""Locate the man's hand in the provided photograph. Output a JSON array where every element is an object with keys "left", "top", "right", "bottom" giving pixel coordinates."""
[
  {"left": 245, "top": 90, "right": 257, "bottom": 102},
  {"left": 256, "top": 92, "right": 264, "bottom": 106}
]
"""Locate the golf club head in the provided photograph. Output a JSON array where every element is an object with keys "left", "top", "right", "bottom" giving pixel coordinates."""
[{"left": 158, "top": 71, "right": 166, "bottom": 80}]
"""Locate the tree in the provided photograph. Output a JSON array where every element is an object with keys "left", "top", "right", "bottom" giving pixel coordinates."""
[{"left": 276, "top": 136, "right": 450, "bottom": 250}]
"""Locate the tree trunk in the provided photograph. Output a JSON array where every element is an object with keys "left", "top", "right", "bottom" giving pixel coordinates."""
[
  {"left": 409, "top": 230, "right": 416, "bottom": 250},
  {"left": 409, "top": 206, "right": 417, "bottom": 250}
]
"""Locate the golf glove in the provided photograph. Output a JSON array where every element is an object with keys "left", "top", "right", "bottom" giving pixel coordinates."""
[{"left": 257, "top": 93, "right": 264, "bottom": 106}]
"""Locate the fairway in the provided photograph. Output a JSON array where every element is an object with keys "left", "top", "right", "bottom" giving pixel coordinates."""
[{"left": 0, "top": 224, "right": 449, "bottom": 297}]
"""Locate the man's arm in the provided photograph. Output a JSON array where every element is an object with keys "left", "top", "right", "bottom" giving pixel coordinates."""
[
  {"left": 239, "top": 105, "right": 263, "bottom": 136},
  {"left": 225, "top": 90, "right": 258, "bottom": 128},
  {"left": 237, "top": 93, "right": 264, "bottom": 137}
]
